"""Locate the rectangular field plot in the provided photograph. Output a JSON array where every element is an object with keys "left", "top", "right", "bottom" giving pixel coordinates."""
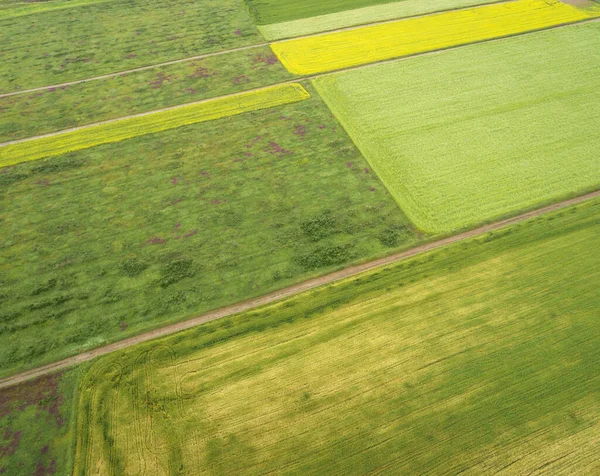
[
  {"left": 259, "top": 0, "right": 505, "bottom": 41},
  {"left": 243, "top": 0, "right": 397, "bottom": 25},
  {"left": 0, "top": 83, "right": 310, "bottom": 167},
  {"left": 0, "top": 0, "right": 262, "bottom": 92},
  {"left": 0, "top": 84, "right": 415, "bottom": 377},
  {"left": 314, "top": 22, "right": 600, "bottom": 233},
  {"left": 271, "top": 0, "right": 599, "bottom": 75},
  {"left": 72, "top": 198, "right": 600, "bottom": 475}
]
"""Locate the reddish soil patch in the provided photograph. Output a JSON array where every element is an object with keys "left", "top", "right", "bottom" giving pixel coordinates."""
[
  {"left": 0, "top": 430, "right": 21, "bottom": 458},
  {"left": 34, "top": 458, "right": 56, "bottom": 476},
  {"left": 0, "top": 373, "right": 63, "bottom": 427}
]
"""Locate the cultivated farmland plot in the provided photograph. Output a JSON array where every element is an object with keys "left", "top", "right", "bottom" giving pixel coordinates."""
[
  {"left": 0, "top": 0, "right": 599, "bottom": 473},
  {"left": 314, "top": 21, "right": 600, "bottom": 233}
]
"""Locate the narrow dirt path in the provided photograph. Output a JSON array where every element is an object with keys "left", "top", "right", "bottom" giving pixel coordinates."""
[{"left": 1, "top": 189, "right": 598, "bottom": 390}]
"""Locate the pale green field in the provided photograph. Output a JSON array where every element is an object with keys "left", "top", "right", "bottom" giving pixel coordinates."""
[
  {"left": 259, "top": 0, "right": 504, "bottom": 40},
  {"left": 313, "top": 22, "right": 600, "bottom": 233},
  {"left": 73, "top": 197, "right": 600, "bottom": 474}
]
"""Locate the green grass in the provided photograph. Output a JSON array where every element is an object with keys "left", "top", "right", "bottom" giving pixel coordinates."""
[
  {"left": 72, "top": 196, "right": 600, "bottom": 474},
  {"left": 313, "top": 22, "right": 600, "bottom": 233},
  {"left": 0, "top": 365, "right": 88, "bottom": 475},
  {"left": 258, "top": 0, "right": 505, "bottom": 40},
  {"left": 243, "top": 0, "right": 399, "bottom": 24},
  {"left": 0, "top": 0, "right": 262, "bottom": 93},
  {"left": 0, "top": 46, "right": 295, "bottom": 142},
  {"left": 0, "top": 83, "right": 415, "bottom": 378}
]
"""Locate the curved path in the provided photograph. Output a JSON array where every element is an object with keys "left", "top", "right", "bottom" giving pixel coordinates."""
[{"left": 1, "top": 189, "right": 598, "bottom": 390}]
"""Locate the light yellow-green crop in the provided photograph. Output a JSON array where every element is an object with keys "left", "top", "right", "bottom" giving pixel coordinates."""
[{"left": 0, "top": 83, "right": 310, "bottom": 168}]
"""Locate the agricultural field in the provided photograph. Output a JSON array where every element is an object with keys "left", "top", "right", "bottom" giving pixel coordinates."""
[
  {"left": 69, "top": 197, "right": 600, "bottom": 474},
  {"left": 0, "top": 0, "right": 262, "bottom": 92},
  {"left": 271, "top": 0, "right": 599, "bottom": 75},
  {"left": 0, "top": 83, "right": 416, "bottom": 377},
  {"left": 314, "top": 21, "right": 600, "bottom": 233},
  {"left": 257, "top": 0, "right": 505, "bottom": 40},
  {"left": 1, "top": 0, "right": 599, "bottom": 473},
  {"left": 0, "top": 47, "right": 294, "bottom": 142}
]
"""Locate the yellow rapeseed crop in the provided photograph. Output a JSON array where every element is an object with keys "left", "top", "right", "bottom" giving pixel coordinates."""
[
  {"left": 271, "top": 0, "right": 599, "bottom": 75},
  {"left": 0, "top": 83, "right": 310, "bottom": 167}
]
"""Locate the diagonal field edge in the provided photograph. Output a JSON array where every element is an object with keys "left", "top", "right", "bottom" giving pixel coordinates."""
[{"left": 1, "top": 189, "right": 598, "bottom": 390}]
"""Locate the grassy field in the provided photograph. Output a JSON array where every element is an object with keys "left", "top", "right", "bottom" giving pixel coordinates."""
[
  {"left": 271, "top": 0, "right": 598, "bottom": 75},
  {"left": 0, "top": 0, "right": 262, "bottom": 93},
  {"left": 258, "top": 0, "right": 505, "bottom": 40},
  {"left": 71, "top": 196, "right": 600, "bottom": 474},
  {"left": 244, "top": 0, "right": 398, "bottom": 24},
  {"left": 0, "top": 83, "right": 416, "bottom": 378},
  {"left": 313, "top": 22, "right": 600, "bottom": 233},
  {"left": 0, "top": 84, "right": 310, "bottom": 167},
  {"left": 0, "top": 47, "right": 295, "bottom": 142},
  {"left": 0, "top": 366, "right": 86, "bottom": 475}
]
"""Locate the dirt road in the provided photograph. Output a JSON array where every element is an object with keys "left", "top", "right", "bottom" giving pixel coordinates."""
[{"left": 1, "top": 189, "right": 598, "bottom": 390}]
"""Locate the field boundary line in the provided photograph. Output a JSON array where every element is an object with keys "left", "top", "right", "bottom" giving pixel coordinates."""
[
  {"left": 0, "top": 0, "right": 517, "bottom": 99},
  {"left": 1, "top": 189, "right": 598, "bottom": 390},
  {"left": 2, "top": 15, "right": 599, "bottom": 148}
]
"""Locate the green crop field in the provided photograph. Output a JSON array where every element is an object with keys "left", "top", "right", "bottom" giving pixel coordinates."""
[
  {"left": 313, "top": 22, "right": 600, "bottom": 233},
  {"left": 243, "top": 0, "right": 404, "bottom": 24},
  {"left": 0, "top": 47, "right": 294, "bottom": 142},
  {"left": 0, "top": 0, "right": 262, "bottom": 92},
  {"left": 62, "top": 197, "right": 600, "bottom": 474},
  {"left": 0, "top": 83, "right": 415, "bottom": 378}
]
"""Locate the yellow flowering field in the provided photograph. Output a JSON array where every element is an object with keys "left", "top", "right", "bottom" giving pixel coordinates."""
[
  {"left": 271, "top": 0, "right": 599, "bottom": 75},
  {"left": 0, "top": 83, "right": 310, "bottom": 167}
]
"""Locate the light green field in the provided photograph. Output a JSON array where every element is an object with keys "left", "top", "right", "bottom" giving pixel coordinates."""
[
  {"left": 258, "top": 0, "right": 504, "bottom": 40},
  {"left": 313, "top": 22, "right": 600, "bottom": 233},
  {"left": 0, "top": 83, "right": 415, "bottom": 378},
  {"left": 0, "top": 0, "right": 262, "bottom": 92},
  {"left": 72, "top": 197, "right": 600, "bottom": 474}
]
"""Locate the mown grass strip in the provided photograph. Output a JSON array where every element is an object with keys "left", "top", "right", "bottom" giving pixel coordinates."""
[
  {"left": 271, "top": 0, "right": 600, "bottom": 75},
  {"left": 0, "top": 84, "right": 310, "bottom": 167},
  {"left": 258, "top": 0, "right": 505, "bottom": 40}
]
